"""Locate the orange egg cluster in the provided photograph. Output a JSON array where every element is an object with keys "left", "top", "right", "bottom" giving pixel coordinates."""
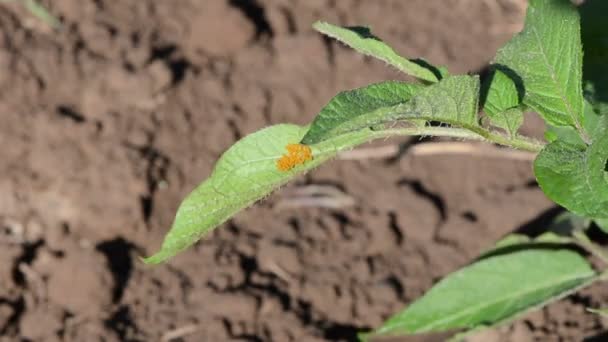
[{"left": 276, "top": 143, "right": 313, "bottom": 171}]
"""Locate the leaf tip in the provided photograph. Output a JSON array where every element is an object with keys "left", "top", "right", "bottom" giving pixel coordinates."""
[
  {"left": 312, "top": 20, "right": 331, "bottom": 33},
  {"left": 299, "top": 136, "right": 313, "bottom": 145},
  {"left": 140, "top": 250, "right": 171, "bottom": 265}
]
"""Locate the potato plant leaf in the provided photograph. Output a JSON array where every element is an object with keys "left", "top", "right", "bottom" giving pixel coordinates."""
[
  {"left": 534, "top": 131, "right": 608, "bottom": 219},
  {"left": 144, "top": 125, "right": 372, "bottom": 264},
  {"left": 366, "top": 248, "right": 595, "bottom": 339},
  {"left": 395, "top": 75, "right": 480, "bottom": 129},
  {"left": 303, "top": 75, "right": 479, "bottom": 145},
  {"left": 313, "top": 21, "right": 439, "bottom": 83},
  {"left": 482, "top": 68, "right": 523, "bottom": 136},
  {"left": 482, "top": 68, "right": 520, "bottom": 117},
  {"left": 494, "top": 0, "right": 584, "bottom": 131},
  {"left": 301, "top": 81, "right": 422, "bottom": 145},
  {"left": 489, "top": 108, "right": 524, "bottom": 138}
]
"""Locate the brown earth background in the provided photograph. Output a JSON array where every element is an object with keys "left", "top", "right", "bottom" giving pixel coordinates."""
[{"left": 0, "top": 1, "right": 607, "bottom": 341}]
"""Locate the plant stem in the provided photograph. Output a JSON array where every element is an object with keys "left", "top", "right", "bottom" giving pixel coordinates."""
[
  {"left": 573, "top": 230, "right": 608, "bottom": 265},
  {"left": 475, "top": 129, "right": 545, "bottom": 153},
  {"left": 374, "top": 126, "right": 544, "bottom": 153}
]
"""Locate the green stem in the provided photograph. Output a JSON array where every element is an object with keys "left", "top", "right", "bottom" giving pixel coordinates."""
[
  {"left": 373, "top": 126, "right": 544, "bottom": 153},
  {"left": 573, "top": 230, "right": 608, "bottom": 265},
  {"left": 474, "top": 129, "right": 545, "bottom": 153}
]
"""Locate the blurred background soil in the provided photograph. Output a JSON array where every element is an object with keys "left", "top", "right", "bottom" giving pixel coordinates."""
[{"left": 0, "top": 0, "right": 606, "bottom": 341}]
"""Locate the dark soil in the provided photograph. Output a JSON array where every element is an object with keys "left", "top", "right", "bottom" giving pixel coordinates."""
[{"left": 0, "top": 1, "right": 606, "bottom": 341}]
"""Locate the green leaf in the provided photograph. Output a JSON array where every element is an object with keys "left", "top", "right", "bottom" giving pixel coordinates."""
[
  {"left": 144, "top": 124, "right": 372, "bottom": 264},
  {"left": 367, "top": 248, "right": 595, "bottom": 338},
  {"left": 481, "top": 68, "right": 523, "bottom": 137},
  {"left": 536, "top": 103, "right": 608, "bottom": 220},
  {"left": 145, "top": 76, "right": 480, "bottom": 264},
  {"left": 313, "top": 21, "right": 440, "bottom": 83},
  {"left": 534, "top": 131, "right": 608, "bottom": 219},
  {"left": 301, "top": 81, "right": 422, "bottom": 145},
  {"left": 581, "top": 0, "right": 608, "bottom": 115},
  {"left": 302, "top": 75, "right": 480, "bottom": 145},
  {"left": 494, "top": 0, "right": 584, "bottom": 131},
  {"left": 395, "top": 75, "right": 480, "bottom": 129},
  {"left": 482, "top": 68, "right": 520, "bottom": 117},
  {"left": 479, "top": 232, "right": 571, "bottom": 263},
  {"left": 492, "top": 234, "right": 533, "bottom": 249}
]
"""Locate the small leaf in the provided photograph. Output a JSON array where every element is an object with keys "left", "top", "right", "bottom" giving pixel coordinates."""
[
  {"left": 144, "top": 125, "right": 373, "bottom": 264},
  {"left": 368, "top": 248, "right": 595, "bottom": 338},
  {"left": 534, "top": 132, "right": 608, "bottom": 219},
  {"left": 482, "top": 68, "right": 523, "bottom": 137},
  {"left": 489, "top": 108, "right": 524, "bottom": 138},
  {"left": 482, "top": 68, "right": 520, "bottom": 117},
  {"left": 313, "top": 21, "right": 439, "bottom": 82},
  {"left": 301, "top": 81, "right": 422, "bottom": 145},
  {"left": 494, "top": 0, "right": 584, "bottom": 130}
]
